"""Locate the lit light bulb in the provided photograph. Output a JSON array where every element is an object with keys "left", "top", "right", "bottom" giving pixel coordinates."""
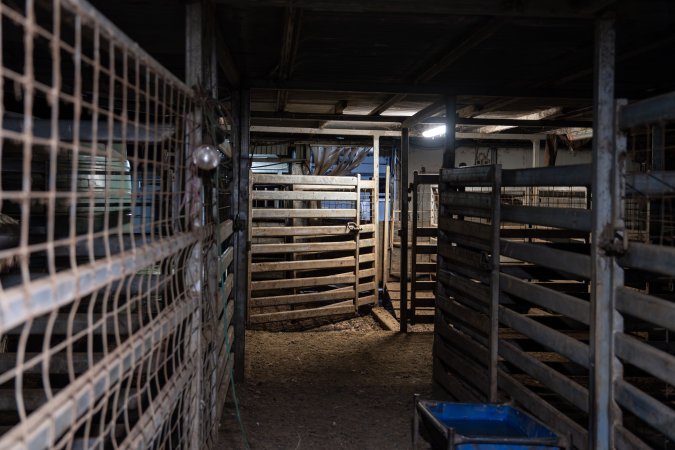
[
  {"left": 192, "top": 144, "right": 221, "bottom": 170},
  {"left": 422, "top": 125, "right": 446, "bottom": 138}
]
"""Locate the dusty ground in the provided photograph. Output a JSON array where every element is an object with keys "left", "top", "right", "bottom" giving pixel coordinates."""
[{"left": 219, "top": 325, "right": 433, "bottom": 450}]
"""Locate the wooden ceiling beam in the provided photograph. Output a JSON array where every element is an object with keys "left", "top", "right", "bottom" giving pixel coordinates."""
[
  {"left": 213, "top": 0, "right": 612, "bottom": 19},
  {"left": 368, "top": 19, "right": 504, "bottom": 116},
  {"left": 276, "top": 7, "right": 303, "bottom": 112}
]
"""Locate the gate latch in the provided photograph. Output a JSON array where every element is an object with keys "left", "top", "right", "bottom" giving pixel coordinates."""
[{"left": 346, "top": 222, "right": 362, "bottom": 233}]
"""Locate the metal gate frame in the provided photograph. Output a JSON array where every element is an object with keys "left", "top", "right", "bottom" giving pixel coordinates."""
[{"left": 247, "top": 173, "right": 378, "bottom": 325}]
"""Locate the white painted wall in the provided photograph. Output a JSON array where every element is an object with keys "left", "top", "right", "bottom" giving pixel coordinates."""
[{"left": 408, "top": 144, "right": 591, "bottom": 180}]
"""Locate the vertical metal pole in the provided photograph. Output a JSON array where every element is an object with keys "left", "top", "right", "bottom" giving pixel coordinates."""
[
  {"left": 489, "top": 166, "right": 502, "bottom": 402},
  {"left": 411, "top": 173, "right": 418, "bottom": 323},
  {"left": 400, "top": 127, "right": 410, "bottom": 333},
  {"left": 383, "top": 165, "right": 391, "bottom": 285},
  {"left": 373, "top": 134, "right": 380, "bottom": 302},
  {"left": 590, "top": 13, "right": 617, "bottom": 450},
  {"left": 233, "top": 89, "right": 250, "bottom": 381},
  {"left": 435, "top": 95, "right": 456, "bottom": 323},
  {"left": 443, "top": 95, "right": 457, "bottom": 169},
  {"left": 650, "top": 125, "right": 665, "bottom": 242},
  {"left": 185, "top": 3, "right": 205, "bottom": 447}
]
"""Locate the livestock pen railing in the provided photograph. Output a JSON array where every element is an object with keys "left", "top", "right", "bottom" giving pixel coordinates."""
[
  {"left": 409, "top": 172, "right": 439, "bottom": 323},
  {"left": 435, "top": 88, "right": 675, "bottom": 448},
  {"left": 435, "top": 163, "right": 594, "bottom": 449},
  {"left": 248, "top": 173, "right": 377, "bottom": 326},
  {"left": 0, "top": 1, "right": 234, "bottom": 449}
]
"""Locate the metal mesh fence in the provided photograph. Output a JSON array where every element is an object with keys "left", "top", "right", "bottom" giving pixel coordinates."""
[{"left": 0, "top": 1, "right": 233, "bottom": 449}]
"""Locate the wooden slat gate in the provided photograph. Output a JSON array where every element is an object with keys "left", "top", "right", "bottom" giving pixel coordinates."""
[
  {"left": 248, "top": 173, "right": 378, "bottom": 325},
  {"left": 410, "top": 172, "right": 440, "bottom": 323}
]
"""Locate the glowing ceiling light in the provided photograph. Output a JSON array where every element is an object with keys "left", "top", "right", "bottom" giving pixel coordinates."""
[{"left": 422, "top": 125, "right": 446, "bottom": 138}]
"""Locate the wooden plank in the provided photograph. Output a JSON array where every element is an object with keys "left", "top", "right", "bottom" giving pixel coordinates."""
[
  {"left": 251, "top": 173, "right": 357, "bottom": 185},
  {"left": 251, "top": 272, "right": 355, "bottom": 291},
  {"left": 251, "top": 190, "right": 358, "bottom": 201},
  {"left": 252, "top": 208, "right": 357, "bottom": 219},
  {"left": 252, "top": 225, "right": 355, "bottom": 237},
  {"left": 371, "top": 306, "right": 398, "bottom": 331},
  {"left": 358, "top": 281, "right": 376, "bottom": 293},
  {"left": 252, "top": 241, "right": 355, "bottom": 254},
  {"left": 251, "top": 256, "right": 356, "bottom": 273},
  {"left": 359, "top": 253, "right": 376, "bottom": 263},
  {"left": 359, "top": 238, "right": 376, "bottom": 248},
  {"left": 220, "top": 246, "right": 234, "bottom": 273},
  {"left": 360, "top": 223, "right": 376, "bottom": 233},
  {"left": 291, "top": 184, "right": 356, "bottom": 190},
  {"left": 358, "top": 268, "right": 377, "bottom": 278},
  {"left": 356, "top": 295, "right": 377, "bottom": 306},
  {"left": 250, "top": 287, "right": 355, "bottom": 307},
  {"left": 218, "top": 220, "right": 234, "bottom": 244},
  {"left": 248, "top": 304, "right": 355, "bottom": 324},
  {"left": 382, "top": 165, "right": 390, "bottom": 286}
]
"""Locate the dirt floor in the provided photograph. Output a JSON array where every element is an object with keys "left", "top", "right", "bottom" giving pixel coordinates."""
[{"left": 219, "top": 321, "right": 433, "bottom": 449}]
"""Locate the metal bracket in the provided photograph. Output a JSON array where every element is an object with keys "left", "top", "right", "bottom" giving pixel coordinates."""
[
  {"left": 233, "top": 214, "right": 246, "bottom": 232},
  {"left": 346, "top": 221, "right": 362, "bottom": 233},
  {"left": 600, "top": 229, "right": 627, "bottom": 256}
]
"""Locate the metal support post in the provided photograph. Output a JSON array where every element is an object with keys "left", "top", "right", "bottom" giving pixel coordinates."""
[
  {"left": 373, "top": 134, "right": 380, "bottom": 299},
  {"left": 590, "top": 13, "right": 620, "bottom": 449},
  {"left": 233, "top": 89, "right": 251, "bottom": 381},
  {"left": 400, "top": 127, "right": 410, "bottom": 333},
  {"left": 443, "top": 95, "right": 457, "bottom": 169}
]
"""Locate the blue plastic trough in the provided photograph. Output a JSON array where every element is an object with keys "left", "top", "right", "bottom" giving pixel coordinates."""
[{"left": 413, "top": 399, "right": 568, "bottom": 450}]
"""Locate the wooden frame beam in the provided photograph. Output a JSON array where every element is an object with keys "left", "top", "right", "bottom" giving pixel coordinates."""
[
  {"left": 213, "top": 0, "right": 612, "bottom": 18},
  {"left": 368, "top": 19, "right": 504, "bottom": 116}
]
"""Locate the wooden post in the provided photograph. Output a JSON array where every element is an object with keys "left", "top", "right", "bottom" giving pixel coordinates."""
[
  {"left": 373, "top": 134, "right": 380, "bottom": 303},
  {"left": 233, "top": 89, "right": 250, "bottom": 381},
  {"left": 400, "top": 128, "right": 410, "bottom": 333},
  {"left": 383, "top": 165, "right": 390, "bottom": 285},
  {"left": 355, "top": 175, "right": 361, "bottom": 310}
]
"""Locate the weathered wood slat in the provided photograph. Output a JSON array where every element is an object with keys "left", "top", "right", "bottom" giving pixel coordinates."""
[
  {"left": 218, "top": 220, "right": 234, "bottom": 244},
  {"left": 248, "top": 304, "right": 355, "bottom": 324},
  {"left": 252, "top": 241, "right": 356, "bottom": 254},
  {"left": 251, "top": 256, "right": 355, "bottom": 273},
  {"left": 251, "top": 272, "right": 355, "bottom": 291},
  {"left": 250, "top": 287, "right": 355, "bottom": 307},
  {"left": 251, "top": 173, "right": 357, "bottom": 185},
  {"left": 356, "top": 295, "right": 377, "bottom": 306},
  {"left": 359, "top": 238, "right": 376, "bottom": 248},
  {"left": 252, "top": 208, "right": 357, "bottom": 219},
  {"left": 252, "top": 190, "right": 358, "bottom": 201},
  {"left": 252, "top": 225, "right": 355, "bottom": 237}
]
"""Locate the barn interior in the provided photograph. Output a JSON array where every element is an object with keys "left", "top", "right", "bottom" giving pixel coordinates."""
[{"left": 0, "top": 0, "right": 674, "bottom": 449}]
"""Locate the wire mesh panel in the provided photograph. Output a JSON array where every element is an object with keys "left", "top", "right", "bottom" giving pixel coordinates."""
[{"left": 0, "top": 1, "right": 231, "bottom": 448}]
